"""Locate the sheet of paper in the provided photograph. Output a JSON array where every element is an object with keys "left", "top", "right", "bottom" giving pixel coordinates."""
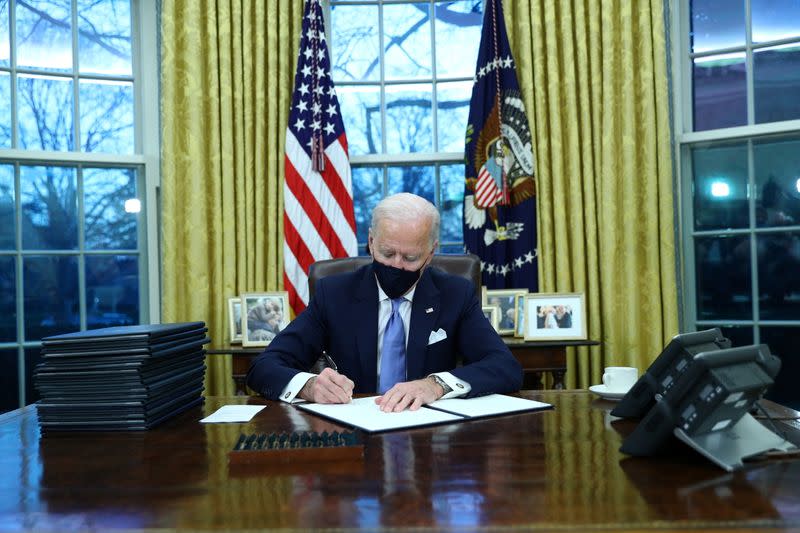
[
  {"left": 200, "top": 405, "right": 266, "bottom": 423},
  {"left": 298, "top": 396, "right": 463, "bottom": 432},
  {"left": 427, "top": 394, "right": 551, "bottom": 418}
]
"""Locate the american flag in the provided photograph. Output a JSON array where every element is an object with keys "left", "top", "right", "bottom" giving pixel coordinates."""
[{"left": 284, "top": 0, "right": 357, "bottom": 315}]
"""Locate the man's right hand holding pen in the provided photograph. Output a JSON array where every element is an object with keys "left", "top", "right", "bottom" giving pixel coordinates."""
[{"left": 298, "top": 367, "right": 354, "bottom": 404}]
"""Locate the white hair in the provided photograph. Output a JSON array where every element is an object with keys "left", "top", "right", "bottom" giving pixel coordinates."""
[{"left": 370, "top": 193, "right": 440, "bottom": 247}]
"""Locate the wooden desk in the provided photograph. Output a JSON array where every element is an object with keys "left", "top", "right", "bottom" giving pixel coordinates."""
[
  {"left": 3, "top": 392, "right": 800, "bottom": 531},
  {"left": 208, "top": 338, "right": 599, "bottom": 395}
]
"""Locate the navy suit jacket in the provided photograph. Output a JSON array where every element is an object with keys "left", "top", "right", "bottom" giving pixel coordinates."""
[{"left": 246, "top": 263, "right": 523, "bottom": 400}]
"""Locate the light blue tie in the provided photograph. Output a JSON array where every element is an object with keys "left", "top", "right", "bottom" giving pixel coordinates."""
[{"left": 379, "top": 297, "right": 406, "bottom": 394}]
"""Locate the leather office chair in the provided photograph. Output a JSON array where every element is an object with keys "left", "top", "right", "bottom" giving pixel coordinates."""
[{"left": 307, "top": 253, "right": 482, "bottom": 300}]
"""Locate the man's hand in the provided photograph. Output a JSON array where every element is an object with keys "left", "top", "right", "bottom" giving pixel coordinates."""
[
  {"left": 374, "top": 376, "right": 444, "bottom": 412},
  {"left": 299, "top": 367, "right": 354, "bottom": 404}
]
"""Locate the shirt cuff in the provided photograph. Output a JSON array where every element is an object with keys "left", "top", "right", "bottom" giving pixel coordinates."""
[
  {"left": 279, "top": 372, "right": 316, "bottom": 403},
  {"left": 431, "top": 371, "right": 471, "bottom": 399}
]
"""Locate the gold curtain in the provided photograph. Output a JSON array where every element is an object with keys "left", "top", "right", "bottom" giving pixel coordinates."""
[
  {"left": 506, "top": 0, "right": 679, "bottom": 387},
  {"left": 160, "top": 1, "right": 304, "bottom": 395}
]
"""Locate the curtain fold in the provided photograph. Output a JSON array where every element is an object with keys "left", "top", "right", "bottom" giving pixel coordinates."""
[
  {"left": 506, "top": 0, "right": 679, "bottom": 387},
  {"left": 160, "top": 1, "right": 303, "bottom": 395}
]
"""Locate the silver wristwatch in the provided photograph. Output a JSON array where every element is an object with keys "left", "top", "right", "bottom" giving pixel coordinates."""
[{"left": 429, "top": 374, "right": 452, "bottom": 395}]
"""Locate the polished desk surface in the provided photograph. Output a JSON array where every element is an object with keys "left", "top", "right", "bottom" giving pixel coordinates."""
[{"left": 2, "top": 391, "right": 799, "bottom": 531}]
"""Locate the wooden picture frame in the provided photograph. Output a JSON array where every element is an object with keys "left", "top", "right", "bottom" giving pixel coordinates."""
[
  {"left": 523, "top": 292, "right": 586, "bottom": 341},
  {"left": 486, "top": 289, "right": 528, "bottom": 336},
  {"left": 241, "top": 292, "right": 290, "bottom": 347},
  {"left": 482, "top": 305, "right": 500, "bottom": 332},
  {"left": 228, "top": 297, "right": 243, "bottom": 344}
]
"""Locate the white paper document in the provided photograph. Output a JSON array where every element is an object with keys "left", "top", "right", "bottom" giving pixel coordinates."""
[
  {"left": 297, "top": 394, "right": 552, "bottom": 432},
  {"left": 428, "top": 394, "right": 551, "bottom": 418},
  {"left": 297, "top": 396, "right": 463, "bottom": 432},
  {"left": 200, "top": 405, "right": 266, "bottom": 423}
]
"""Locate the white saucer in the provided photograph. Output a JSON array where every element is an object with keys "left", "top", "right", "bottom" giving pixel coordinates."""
[{"left": 589, "top": 384, "right": 628, "bottom": 401}]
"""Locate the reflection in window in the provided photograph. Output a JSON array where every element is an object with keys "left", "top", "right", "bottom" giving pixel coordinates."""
[
  {"left": 694, "top": 235, "right": 752, "bottom": 320},
  {"left": 0, "top": 72, "right": 10, "bottom": 147},
  {"left": 352, "top": 166, "right": 382, "bottom": 246},
  {"left": 383, "top": 3, "right": 432, "bottom": 80},
  {"left": 331, "top": 4, "right": 380, "bottom": 82},
  {"left": 692, "top": 143, "right": 748, "bottom": 230},
  {"left": 79, "top": 80, "right": 135, "bottom": 153},
  {"left": 752, "top": 0, "right": 800, "bottom": 43},
  {"left": 337, "top": 85, "right": 381, "bottom": 155},
  {"left": 15, "top": 0, "right": 72, "bottom": 72},
  {"left": 757, "top": 232, "right": 800, "bottom": 320},
  {"left": 437, "top": 81, "right": 471, "bottom": 151},
  {"left": 16, "top": 75, "right": 74, "bottom": 151},
  {"left": 20, "top": 166, "right": 78, "bottom": 250},
  {"left": 0, "top": 0, "right": 9, "bottom": 67},
  {"left": 0, "top": 165, "right": 14, "bottom": 249},
  {"left": 83, "top": 168, "right": 138, "bottom": 249},
  {"left": 385, "top": 83, "right": 433, "bottom": 154},
  {"left": 78, "top": 0, "right": 132, "bottom": 76},
  {"left": 0, "top": 257, "right": 16, "bottom": 342},
  {"left": 754, "top": 44, "right": 800, "bottom": 124},
  {"left": 23, "top": 255, "right": 79, "bottom": 340},
  {"left": 692, "top": 54, "right": 747, "bottom": 131},
  {"left": 434, "top": 1, "right": 483, "bottom": 78},
  {"left": 86, "top": 255, "right": 139, "bottom": 328},
  {"left": 440, "top": 164, "right": 465, "bottom": 245},
  {"left": 754, "top": 138, "right": 800, "bottom": 228},
  {"left": 690, "top": 0, "right": 745, "bottom": 53},
  {"left": 387, "top": 165, "right": 434, "bottom": 202}
]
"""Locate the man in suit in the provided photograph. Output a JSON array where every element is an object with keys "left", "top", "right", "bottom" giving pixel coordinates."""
[{"left": 246, "top": 193, "right": 523, "bottom": 412}]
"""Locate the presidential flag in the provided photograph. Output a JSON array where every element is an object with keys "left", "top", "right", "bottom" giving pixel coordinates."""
[
  {"left": 284, "top": 0, "right": 357, "bottom": 315},
  {"left": 463, "top": 0, "right": 538, "bottom": 291}
]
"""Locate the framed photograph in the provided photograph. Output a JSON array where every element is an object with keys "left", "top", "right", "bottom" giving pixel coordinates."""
[
  {"left": 523, "top": 292, "right": 586, "bottom": 341},
  {"left": 514, "top": 293, "right": 527, "bottom": 338},
  {"left": 227, "top": 297, "right": 243, "bottom": 343},
  {"left": 482, "top": 305, "right": 500, "bottom": 332},
  {"left": 241, "top": 292, "right": 290, "bottom": 347},
  {"left": 486, "top": 289, "right": 528, "bottom": 335}
]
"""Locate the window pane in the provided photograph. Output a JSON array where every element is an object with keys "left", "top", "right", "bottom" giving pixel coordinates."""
[
  {"left": 0, "top": 72, "right": 10, "bottom": 148},
  {"left": 86, "top": 255, "right": 138, "bottom": 329},
  {"left": 437, "top": 81, "right": 471, "bottom": 152},
  {"left": 17, "top": 75, "right": 74, "bottom": 151},
  {"left": 0, "top": 256, "right": 16, "bottom": 342},
  {"left": 383, "top": 3, "right": 432, "bottom": 80},
  {"left": 23, "top": 255, "right": 79, "bottom": 340},
  {"left": 338, "top": 85, "right": 381, "bottom": 155},
  {"left": 387, "top": 165, "right": 434, "bottom": 203},
  {"left": 752, "top": 0, "right": 800, "bottom": 43},
  {"left": 439, "top": 164, "right": 464, "bottom": 244},
  {"left": 695, "top": 235, "right": 751, "bottom": 320},
  {"left": 331, "top": 5, "right": 379, "bottom": 82},
  {"left": 21, "top": 165, "right": 78, "bottom": 250},
  {"left": 692, "top": 53, "right": 746, "bottom": 131},
  {"left": 761, "top": 326, "right": 800, "bottom": 410},
  {"left": 80, "top": 80, "right": 134, "bottom": 153},
  {"left": 352, "top": 166, "right": 382, "bottom": 247},
  {"left": 434, "top": 1, "right": 483, "bottom": 78},
  {"left": 717, "top": 325, "right": 753, "bottom": 346},
  {"left": 690, "top": 0, "right": 745, "bottom": 52},
  {"left": 692, "top": 143, "right": 749, "bottom": 230},
  {"left": 754, "top": 137, "right": 800, "bottom": 228},
  {"left": 15, "top": 0, "right": 72, "bottom": 72},
  {"left": 24, "top": 347, "right": 41, "bottom": 405},
  {"left": 0, "top": 349, "right": 19, "bottom": 413},
  {"left": 84, "top": 167, "right": 138, "bottom": 250},
  {"left": 78, "top": 0, "right": 132, "bottom": 75},
  {"left": 0, "top": 0, "right": 9, "bottom": 66},
  {"left": 758, "top": 232, "right": 800, "bottom": 319},
  {"left": 0, "top": 164, "right": 14, "bottom": 249},
  {"left": 385, "top": 83, "right": 433, "bottom": 154},
  {"left": 754, "top": 44, "right": 800, "bottom": 124}
]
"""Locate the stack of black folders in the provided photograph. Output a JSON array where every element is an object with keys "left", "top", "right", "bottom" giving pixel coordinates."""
[
  {"left": 34, "top": 322, "right": 209, "bottom": 432},
  {"left": 228, "top": 430, "right": 364, "bottom": 472}
]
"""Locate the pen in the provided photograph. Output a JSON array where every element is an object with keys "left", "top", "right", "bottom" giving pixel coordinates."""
[{"left": 322, "top": 350, "right": 338, "bottom": 371}]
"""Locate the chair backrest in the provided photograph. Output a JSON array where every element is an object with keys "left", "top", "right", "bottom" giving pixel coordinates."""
[{"left": 307, "top": 254, "right": 482, "bottom": 300}]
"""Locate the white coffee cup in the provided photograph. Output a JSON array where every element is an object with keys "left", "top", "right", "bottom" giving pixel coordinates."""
[{"left": 602, "top": 366, "right": 638, "bottom": 393}]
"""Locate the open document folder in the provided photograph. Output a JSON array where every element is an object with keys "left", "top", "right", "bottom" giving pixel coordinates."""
[{"left": 297, "top": 394, "right": 552, "bottom": 433}]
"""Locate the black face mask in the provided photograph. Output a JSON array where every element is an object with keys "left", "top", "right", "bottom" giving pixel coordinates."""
[{"left": 372, "top": 259, "right": 424, "bottom": 299}]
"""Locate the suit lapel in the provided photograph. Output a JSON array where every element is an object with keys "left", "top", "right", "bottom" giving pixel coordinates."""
[
  {"left": 406, "top": 269, "right": 440, "bottom": 381},
  {"left": 354, "top": 265, "right": 379, "bottom": 392}
]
